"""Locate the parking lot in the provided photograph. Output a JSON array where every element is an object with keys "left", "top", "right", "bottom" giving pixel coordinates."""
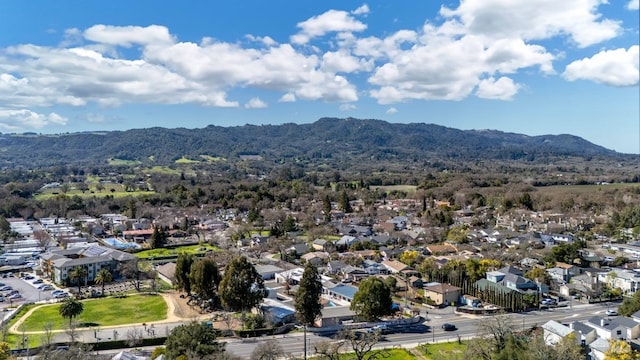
[{"left": 0, "top": 272, "right": 67, "bottom": 308}]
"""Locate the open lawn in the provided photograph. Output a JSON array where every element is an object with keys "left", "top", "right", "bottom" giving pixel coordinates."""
[
  {"left": 135, "top": 244, "right": 218, "bottom": 259},
  {"left": 17, "top": 294, "right": 167, "bottom": 332},
  {"left": 34, "top": 188, "right": 155, "bottom": 200},
  {"left": 534, "top": 183, "right": 639, "bottom": 196},
  {"left": 341, "top": 348, "right": 414, "bottom": 360},
  {"left": 419, "top": 341, "right": 467, "bottom": 360},
  {"left": 371, "top": 185, "right": 418, "bottom": 194}
]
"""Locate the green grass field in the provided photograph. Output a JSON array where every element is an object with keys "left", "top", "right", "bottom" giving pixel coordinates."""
[
  {"left": 340, "top": 348, "right": 415, "bottom": 360},
  {"left": 371, "top": 185, "right": 418, "bottom": 194},
  {"left": 419, "top": 341, "right": 467, "bottom": 360},
  {"left": 107, "top": 158, "right": 142, "bottom": 166},
  {"left": 135, "top": 244, "right": 218, "bottom": 259},
  {"left": 17, "top": 294, "right": 167, "bottom": 332}
]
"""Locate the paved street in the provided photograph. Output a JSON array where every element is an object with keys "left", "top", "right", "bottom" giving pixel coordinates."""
[{"left": 16, "top": 301, "right": 616, "bottom": 357}]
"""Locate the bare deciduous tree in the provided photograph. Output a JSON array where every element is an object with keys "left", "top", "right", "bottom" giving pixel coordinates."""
[
  {"left": 314, "top": 339, "right": 346, "bottom": 360},
  {"left": 250, "top": 340, "right": 284, "bottom": 360},
  {"left": 337, "top": 329, "right": 388, "bottom": 360}
]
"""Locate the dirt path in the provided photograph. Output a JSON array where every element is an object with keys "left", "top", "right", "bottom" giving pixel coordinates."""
[{"left": 10, "top": 291, "right": 205, "bottom": 334}]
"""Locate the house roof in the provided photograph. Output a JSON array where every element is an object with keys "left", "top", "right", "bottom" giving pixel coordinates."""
[
  {"left": 321, "top": 305, "right": 355, "bottom": 318},
  {"left": 556, "top": 262, "right": 575, "bottom": 269},
  {"left": 569, "top": 322, "right": 595, "bottom": 337},
  {"left": 424, "top": 283, "right": 460, "bottom": 294},
  {"left": 542, "top": 320, "right": 574, "bottom": 337},
  {"left": 498, "top": 265, "right": 524, "bottom": 276},
  {"left": 381, "top": 260, "right": 411, "bottom": 272},
  {"left": 156, "top": 262, "right": 176, "bottom": 279},
  {"left": 426, "top": 244, "right": 457, "bottom": 254},
  {"left": 588, "top": 337, "right": 610, "bottom": 353},
  {"left": 475, "top": 279, "right": 514, "bottom": 294},
  {"left": 327, "top": 284, "right": 359, "bottom": 300},
  {"left": 255, "top": 264, "right": 285, "bottom": 275}
]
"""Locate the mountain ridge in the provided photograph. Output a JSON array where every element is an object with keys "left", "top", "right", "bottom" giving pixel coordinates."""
[{"left": 0, "top": 117, "right": 627, "bottom": 168}]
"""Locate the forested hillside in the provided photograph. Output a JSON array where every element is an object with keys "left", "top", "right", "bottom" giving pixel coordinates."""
[{"left": 0, "top": 117, "right": 626, "bottom": 169}]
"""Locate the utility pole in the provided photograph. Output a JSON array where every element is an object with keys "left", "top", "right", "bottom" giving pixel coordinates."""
[{"left": 303, "top": 324, "right": 307, "bottom": 360}]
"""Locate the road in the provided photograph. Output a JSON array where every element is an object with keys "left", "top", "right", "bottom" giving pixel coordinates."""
[
  {"left": 24, "top": 301, "right": 615, "bottom": 358},
  {"left": 224, "top": 301, "right": 614, "bottom": 358}
]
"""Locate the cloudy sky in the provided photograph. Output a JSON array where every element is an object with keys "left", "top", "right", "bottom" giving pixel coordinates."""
[{"left": 1, "top": 1, "right": 638, "bottom": 153}]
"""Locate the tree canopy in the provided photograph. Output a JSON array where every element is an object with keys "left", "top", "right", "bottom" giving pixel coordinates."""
[
  {"left": 295, "top": 262, "right": 323, "bottom": 326},
  {"left": 165, "top": 321, "right": 225, "bottom": 360},
  {"left": 350, "top": 277, "right": 393, "bottom": 321},
  {"left": 190, "top": 257, "right": 222, "bottom": 303},
  {"left": 218, "top": 256, "right": 267, "bottom": 315},
  {"left": 175, "top": 253, "right": 195, "bottom": 294},
  {"left": 59, "top": 297, "right": 84, "bottom": 326}
]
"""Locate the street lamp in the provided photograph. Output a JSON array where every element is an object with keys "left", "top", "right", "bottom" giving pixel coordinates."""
[{"left": 23, "top": 335, "right": 29, "bottom": 360}]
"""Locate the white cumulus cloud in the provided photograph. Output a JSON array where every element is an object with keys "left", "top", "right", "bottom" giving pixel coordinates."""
[
  {"left": 291, "top": 9, "right": 367, "bottom": 45},
  {"left": 352, "top": 4, "right": 370, "bottom": 15},
  {"left": 386, "top": 107, "right": 398, "bottom": 114},
  {"left": 279, "top": 93, "right": 296, "bottom": 102},
  {"left": 476, "top": 77, "right": 520, "bottom": 100},
  {"left": 563, "top": 45, "right": 640, "bottom": 86},
  {"left": 84, "top": 24, "right": 175, "bottom": 47},
  {"left": 245, "top": 97, "right": 268, "bottom": 109},
  {"left": 339, "top": 103, "right": 356, "bottom": 111},
  {"left": 628, "top": 0, "right": 639, "bottom": 10},
  {"left": 0, "top": 109, "right": 67, "bottom": 131},
  {"left": 440, "top": 0, "right": 621, "bottom": 48}
]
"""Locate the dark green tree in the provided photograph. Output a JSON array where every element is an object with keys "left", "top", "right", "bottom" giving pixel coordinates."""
[
  {"left": 69, "top": 266, "right": 87, "bottom": 293},
  {"left": 149, "top": 226, "right": 167, "bottom": 249},
  {"left": 350, "top": 277, "right": 392, "bottom": 321},
  {"left": 175, "top": 253, "right": 195, "bottom": 294},
  {"left": 295, "top": 262, "right": 323, "bottom": 326},
  {"left": 218, "top": 256, "right": 267, "bottom": 322},
  {"left": 619, "top": 290, "right": 640, "bottom": 316},
  {"left": 190, "top": 258, "right": 222, "bottom": 302},
  {"left": 283, "top": 215, "right": 298, "bottom": 233},
  {"left": 323, "top": 194, "right": 332, "bottom": 223},
  {"left": 59, "top": 297, "right": 84, "bottom": 327},
  {"left": 339, "top": 190, "right": 352, "bottom": 213},
  {"left": 94, "top": 268, "right": 113, "bottom": 296},
  {"left": 165, "top": 321, "right": 225, "bottom": 359}
]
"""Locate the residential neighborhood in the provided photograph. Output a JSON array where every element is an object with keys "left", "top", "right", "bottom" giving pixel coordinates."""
[{"left": 3, "top": 193, "right": 640, "bottom": 358}]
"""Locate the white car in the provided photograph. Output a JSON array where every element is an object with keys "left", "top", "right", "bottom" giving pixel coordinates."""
[
  {"left": 606, "top": 309, "right": 618, "bottom": 316},
  {"left": 53, "top": 292, "right": 69, "bottom": 299}
]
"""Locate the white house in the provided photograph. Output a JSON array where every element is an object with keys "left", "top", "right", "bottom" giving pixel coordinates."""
[
  {"left": 541, "top": 320, "right": 578, "bottom": 346},
  {"left": 598, "top": 269, "right": 640, "bottom": 294},
  {"left": 585, "top": 316, "right": 640, "bottom": 341}
]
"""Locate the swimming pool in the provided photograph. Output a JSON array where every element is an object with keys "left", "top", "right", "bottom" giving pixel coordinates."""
[{"left": 104, "top": 237, "right": 141, "bottom": 250}]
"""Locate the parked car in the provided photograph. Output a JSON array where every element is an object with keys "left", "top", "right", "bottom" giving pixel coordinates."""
[
  {"left": 8, "top": 293, "right": 22, "bottom": 300},
  {"left": 541, "top": 298, "right": 557, "bottom": 306},
  {"left": 606, "top": 309, "right": 618, "bottom": 316},
  {"left": 0, "top": 286, "right": 12, "bottom": 292},
  {"left": 33, "top": 279, "right": 43, "bottom": 284},
  {"left": 368, "top": 324, "right": 389, "bottom": 334},
  {"left": 442, "top": 323, "right": 457, "bottom": 331},
  {"left": 22, "top": 275, "right": 35, "bottom": 280},
  {"left": 38, "top": 284, "right": 53, "bottom": 291},
  {"left": 53, "top": 292, "right": 69, "bottom": 299}
]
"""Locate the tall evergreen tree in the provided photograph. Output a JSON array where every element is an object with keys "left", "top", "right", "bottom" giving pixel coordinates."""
[
  {"left": 350, "top": 277, "right": 392, "bottom": 321},
  {"left": 339, "top": 190, "right": 352, "bottom": 213},
  {"left": 175, "top": 253, "right": 195, "bottom": 295},
  {"left": 190, "top": 258, "right": 222, "bottom": 302},
  {"left": 295, "top": 263, "right": 323, "bottom": 326},
  {"left": 218, "top": 256, "right": 267, "bottom": 321},
  {"left": 149, "top": 226, "right": 167, "bottom": 249}
]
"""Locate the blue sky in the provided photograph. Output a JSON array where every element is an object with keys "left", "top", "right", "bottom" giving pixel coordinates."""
[{"left": 0, "top": 0, "right": 638, "bottom": 153}]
